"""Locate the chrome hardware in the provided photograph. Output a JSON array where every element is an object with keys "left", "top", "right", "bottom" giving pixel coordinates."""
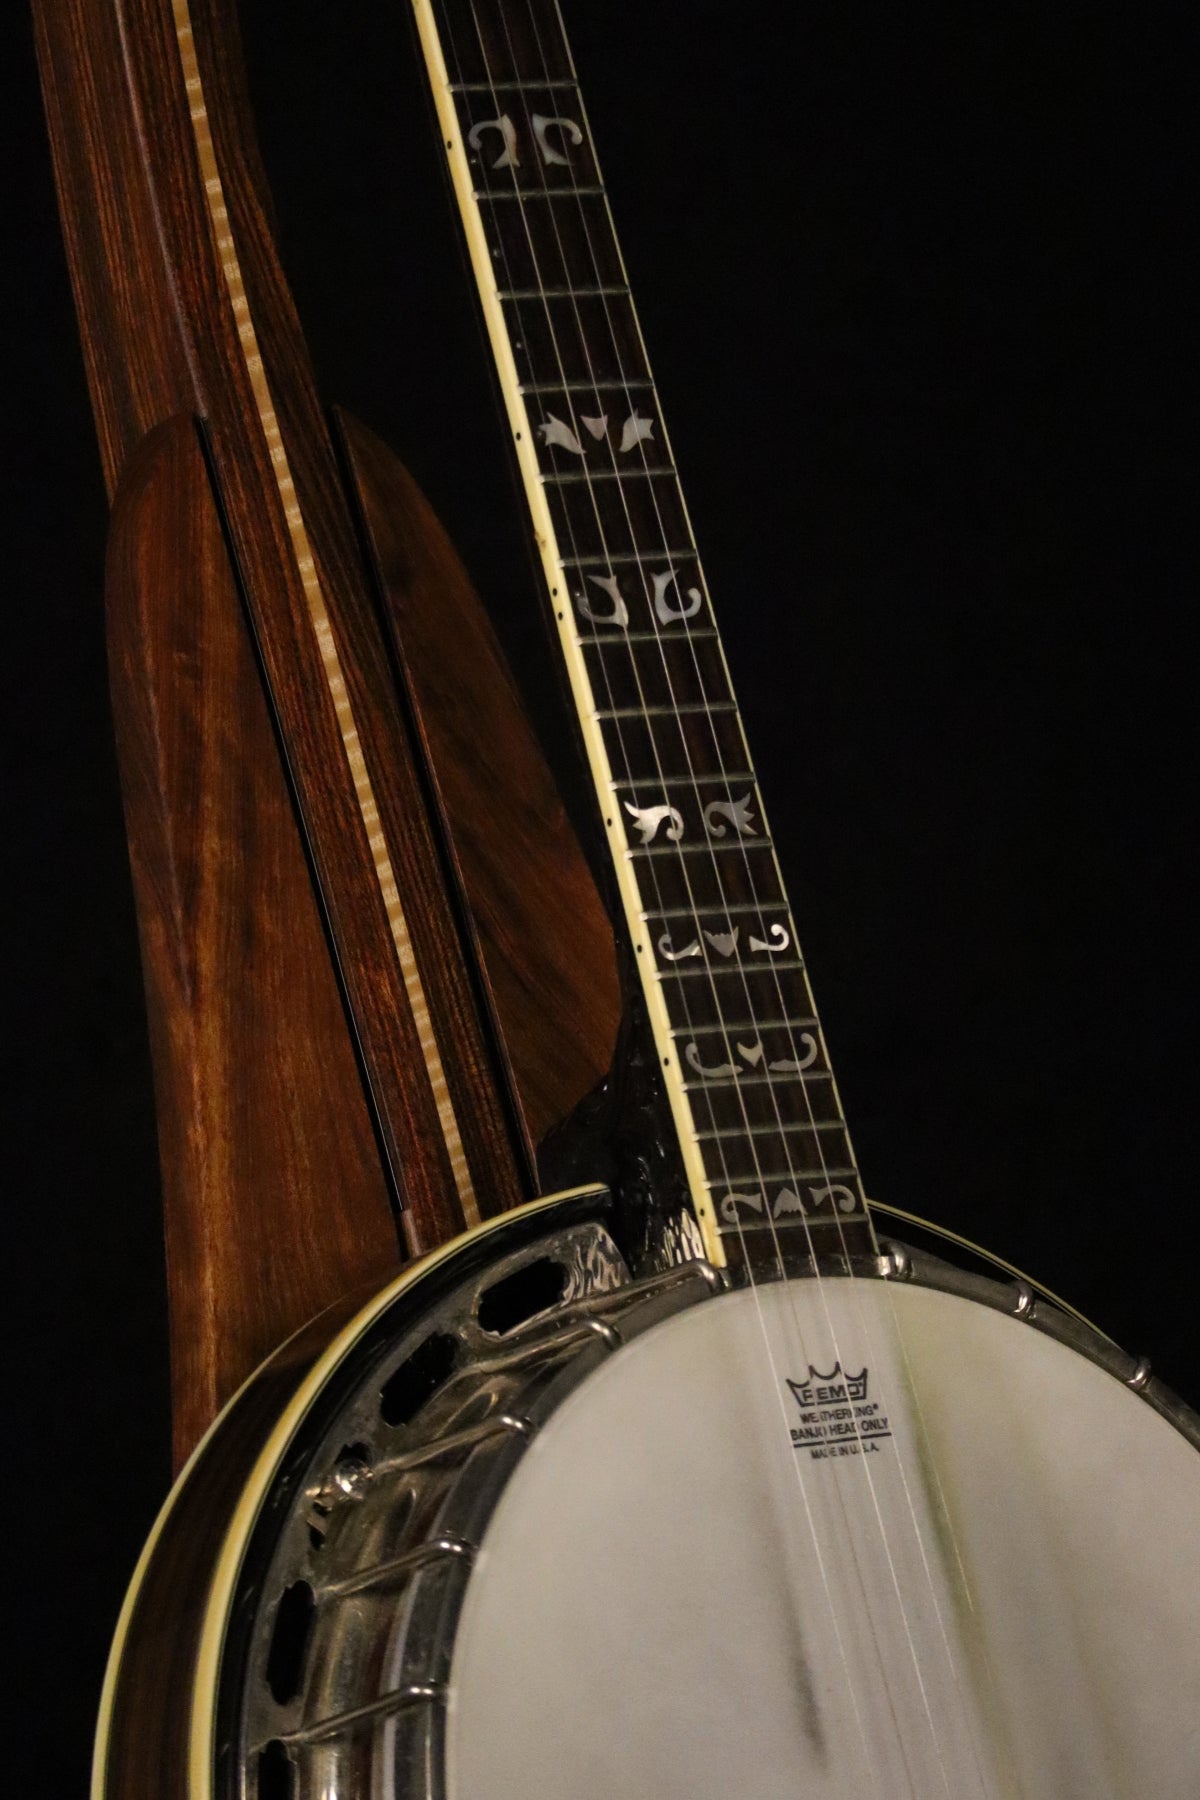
[
  {"left": 1011, "top": 1280, "right": 1036, "bottom": 1320},
  {"left": 583, "top": 1316, "right": 623, "bottom": 1350},
  {"left": 370, "top": 1412, "right": 529, "bottom": 1479},
  {"left": 226, "top": 1200, "right": 1200, "bottom": 1800},
  {"left": 307, "top": 1450, "right": 372, "bottom": 1511},
  {"left": 317, "top": 1536, "right": 475, "bottom": 1602},
  {"left": 330, "top": 1453, "right": 370, "bottom": 1496},
  {"left": 235, "top": 1214, "right": 720, "bottom": 1796},
  {"left": 276, "top": 1683, "right": 444, "bottom": 1749},
  {"left": 883, "top": 1242, "right": 912, "bottom": 1281}
]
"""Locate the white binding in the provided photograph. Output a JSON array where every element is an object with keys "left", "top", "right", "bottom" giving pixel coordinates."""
[
  {"left": 407, "top": 0, "right": 728, "bottom": 1263},
  {"left": 90, "top": 1189, "right": 602, "bottom": 1798}
]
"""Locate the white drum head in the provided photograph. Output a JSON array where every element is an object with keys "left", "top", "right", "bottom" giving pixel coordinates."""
[{"left": 447, "top": 1276, "right": 1200, "bottom": 1799}]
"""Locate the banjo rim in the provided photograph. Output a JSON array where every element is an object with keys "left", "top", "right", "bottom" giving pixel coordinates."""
[
  {"left": 90, "top": 1183, "right": 1200, "bottom": 1800},
  {"left": 90, "top": 1187, "right": 605, "bottom": 1800}
]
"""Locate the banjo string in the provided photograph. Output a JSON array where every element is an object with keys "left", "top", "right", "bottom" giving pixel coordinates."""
[
  {"left": 497, "top": 1, "right": 930, "bottom": 1782},
  {"left": 442, "top": 0, "right": 988, "bottom": 1788},
  {"left": 466, "top": 3, "right": 901, "bottom": 1772},
  {"left": 464, "top": 10, "right": 935, "bottom": 1785},
  {"left": 454, "top": 1, "right": 939, "bottom": 1785},
  {"left": 512, "top": 2, "right": 980, "bottom": 1785},
  {"left": 443, "top": 6, "right": 882, "bottom": 1768}
]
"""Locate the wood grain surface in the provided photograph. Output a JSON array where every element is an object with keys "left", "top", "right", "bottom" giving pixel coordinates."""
[
  {"left": 340, "top": 409, "right": 619, "bottom": 1158},
  {"left": 105, "top": 414, "right": 401, "bottom": 1468},
  {"left": 36, "top": 0, "right": 516, "bottom": 1246},
  {"left": 33, "top": 0, "right": 619, "bottom": 1464}
]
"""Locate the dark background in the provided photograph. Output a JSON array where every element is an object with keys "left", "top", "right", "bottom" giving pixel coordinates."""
[{"left": 4, "top": 1, "right": 1196, "bottom": 1790}]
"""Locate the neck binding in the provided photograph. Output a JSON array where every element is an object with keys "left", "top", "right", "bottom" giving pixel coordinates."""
[{"left": 411, "top": 0, "right": 877, "bottom": 1277}]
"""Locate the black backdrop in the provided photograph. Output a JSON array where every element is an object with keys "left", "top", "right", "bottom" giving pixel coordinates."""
[{"left": 4, "top": 2, "right": 1196, "bottom": 1791}]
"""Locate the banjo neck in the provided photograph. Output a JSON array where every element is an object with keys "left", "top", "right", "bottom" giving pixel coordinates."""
[{"left": 412, "top": 0, "right": 877, "bottom": 1277}]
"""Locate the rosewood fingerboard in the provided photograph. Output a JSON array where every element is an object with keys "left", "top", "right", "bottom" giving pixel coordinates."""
[{"left": 413, "top": 0, "right": 876, "bottom": 1274}]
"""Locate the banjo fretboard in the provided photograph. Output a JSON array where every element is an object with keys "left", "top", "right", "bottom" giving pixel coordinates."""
[{"left": 414, "top": 0, "right": 876, "bottom": 1274}]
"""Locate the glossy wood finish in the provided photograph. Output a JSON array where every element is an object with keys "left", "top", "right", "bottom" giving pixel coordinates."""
[
  {"left": 105, "top": 413, "right": 401, "bottom": 1469},
  {"left": 96, "top": 1192, "right": 598, "bottom": 1800},
  {"left": 35, "top": 0, "right": 527, "bottom": 1266},
  {"left": 340, "top": 410, "right": 619, "bottom": 1156},
  {"left": 33, "top": 0, "right": 621, "bottom": 1461}
]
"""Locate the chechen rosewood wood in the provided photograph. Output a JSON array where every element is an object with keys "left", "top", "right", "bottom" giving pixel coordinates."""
[
  {"left": 105, "top": 413, "right": 400, "bottom": 1470},
  {"left": 339, "top": 410, "right": 619, "bottom": 1157},
  {"left": 33, "top": 0, "right": 620, "bottom": 1460},
  {"left": 35, "top": 0, "right": 525, "bottom": 1253}
]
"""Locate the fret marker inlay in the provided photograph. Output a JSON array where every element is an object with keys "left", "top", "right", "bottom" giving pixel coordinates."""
[
  {"left": 539, "top": 413, "right": 585, "bottom": 456},
  {"left": 704, "top": 794, "right": 757, "bottom": 837},
  {"left": 578, "top": 573, "right": 629, "bottom": 628},
  {"left": 531, "top": 112, "right": 583, "bottom": 166},
  {"left": 620, "top": 409, "right": 655, "bottom": 452},
  {"left": 467, "top": 114, "right": 519, "bottom": 168},
  {"left": 652, "top": 567, "right": 703, "bottom": 624},
  {"left": 624, "top": 801, "right": 684, "bottom": 845},
  {"left": 413, "top": 0, "right": 875, "bottom": 1267}
]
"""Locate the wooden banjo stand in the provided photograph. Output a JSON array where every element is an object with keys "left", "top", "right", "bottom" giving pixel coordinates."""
[{"left": 26, "top": 1, "right": 1199, "bottom": 1794}]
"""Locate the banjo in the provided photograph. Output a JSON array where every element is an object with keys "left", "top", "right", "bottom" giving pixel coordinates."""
[{"left": 36, "top": 0, "right": 1194, "bottom": 1794}]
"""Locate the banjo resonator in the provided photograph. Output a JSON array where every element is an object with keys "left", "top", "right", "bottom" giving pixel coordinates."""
[
  {"left": 31, "top": 0, "right": 1193, "bottom": 1787},
  {"left": 98, "top": 1188, "right": 1200, "bottom": 1800}
]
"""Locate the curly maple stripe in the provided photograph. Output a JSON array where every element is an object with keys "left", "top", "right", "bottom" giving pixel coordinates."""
[{"left": 169, "top": 0, "right": 478, "bottom": 1225}]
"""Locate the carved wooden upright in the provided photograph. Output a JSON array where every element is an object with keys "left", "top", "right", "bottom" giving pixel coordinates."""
[{"left": 33, "top": 0, "right": 619, "bottom": 1465}]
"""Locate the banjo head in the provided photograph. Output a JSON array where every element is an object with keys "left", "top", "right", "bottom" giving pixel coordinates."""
[
  {"left": 447, "top": 1273, "right": 1200, "bottom": 1800},
  {"left": 208, "top": 1203, "right": 1200, "bottom": 1800}
]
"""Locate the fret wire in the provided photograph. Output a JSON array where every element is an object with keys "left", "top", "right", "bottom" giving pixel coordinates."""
[
  {"left": 673, "top": 1017, "right": 818, "bottom": 1036},
  {"left": 658, "top": 957, "right": 805, "bottom": 986},
  {"left": 449, "top": 79, "right": 579, "bottom": 91},
  {"left": 559, "top": 549, "right": 692, "bottom": 568},
  {"left": 719, "top": 1213, "right": 869, "bottom": 1234},
  {"left": 518, "top": 379, "right": 655, "bottom": 394},
  {"left": 705, "top": 1168, "right": 859, "bottom": 1186},
  {"left": 682, "top": 1071, "right": 833, "bottom": 1091},
  {"left": 434, "top": 0, "right": 863, "bottom": 1269},
  {"left": 478, "top": 185, "right": 606, "bottom": 200},
  {"left": 499, "top": 285, "right": 630, "bottom": 300},
  {"left": 628, "top": 839, "right": 774, "bottom": 859},
  {"left": 597, "top": 702, "right": 738, "bottom": 720},
  {"left": 611, "top": 771, "right": 756, "bottom": 789},
  {"left": 575, "top": 637, "right": 719, "bottom": 658},
  {"left": 452, "top": 7, "right": 751, "bottom": 1217},
  {"left": 465, "top": 22, "right": 740, "bottom": 1126},
  {"left": 658, "top": 959, "right": 806, "bottom": 979},
  {"left": 645, "top": 901, "right": 790, "bottom": 920},
  {"left": 540, "top": 467, "right": 676, "bottom": 486},
  {"left": 696, "top": 1120, "right": 844, "bottom": 1140},
  {"left": 609, "top": 45, "right": 849, "bottom": 1251},
  {"left": 517, "top": 162, "right": 793, "bottom": 1212},
  {"left": 433, "top": 10, "right": 729, "bottom": 1232}
]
